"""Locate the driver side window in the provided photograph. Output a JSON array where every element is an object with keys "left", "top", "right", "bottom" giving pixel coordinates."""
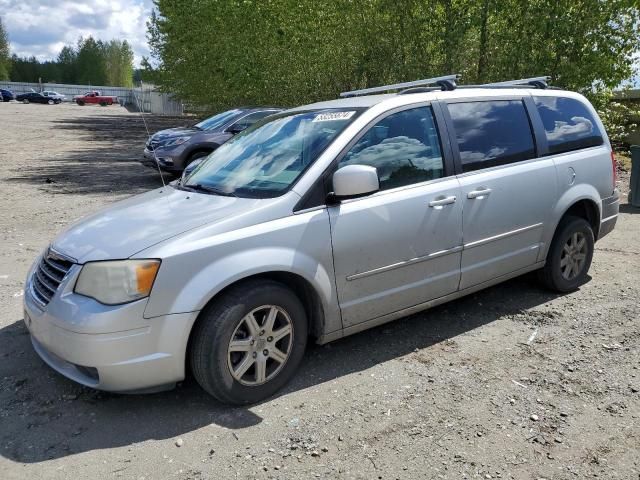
[{"left": 338, "top": 106, "right": 444, "bottom": 191}]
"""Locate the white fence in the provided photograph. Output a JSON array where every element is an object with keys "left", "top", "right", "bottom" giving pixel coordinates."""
[{"left": 0, "top": 81, "right": 184, "bottom": 115}]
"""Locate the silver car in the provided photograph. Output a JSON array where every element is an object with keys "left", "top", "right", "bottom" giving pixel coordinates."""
[{"left": 24, "top": 76, "right": 619, "bottom": 404}]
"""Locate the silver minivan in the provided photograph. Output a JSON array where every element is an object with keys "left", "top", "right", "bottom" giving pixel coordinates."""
[{"left": 24, "top": 76, "right": 619, "bottom": 404}]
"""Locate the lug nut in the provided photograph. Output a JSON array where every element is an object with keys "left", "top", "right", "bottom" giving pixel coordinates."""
[
  {"left": 267, "top": 336, "right": 273, "bottom": 342},
  {"left": 259, "top": 330, "right": 265, "bottom": 336},
  {"left": 263, "top": 349, "right": 269, "bottom": 356},
  {"left": 252, "top": 352, "right": 257, "bottom": 358},
  {"left": 250, "top": 340, "right": 255, "bottom": 345}
]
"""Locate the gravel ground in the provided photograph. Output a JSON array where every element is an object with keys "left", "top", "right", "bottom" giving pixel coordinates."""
[{"left": 0, "top": 102, "right": 638, "bottom": 480}]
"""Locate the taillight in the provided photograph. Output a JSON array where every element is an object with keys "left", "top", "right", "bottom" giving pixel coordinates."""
[{"left": 611, "top": 151, "right": 618, "bottom": 191}]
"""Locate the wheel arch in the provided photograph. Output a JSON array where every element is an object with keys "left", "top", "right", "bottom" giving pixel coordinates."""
[
  {"left": 543, "top": 187, "right": 601, "bottom": 262},
  {"left": 184, "top": 270, "right": 327, "bottom": 377}
]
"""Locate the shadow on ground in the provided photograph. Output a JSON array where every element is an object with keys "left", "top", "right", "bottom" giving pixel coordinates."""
[
  {"left": 4, "top": 112, "right": 194, "bottom": 195},
  {"left": 0, "top": 275, "right": 561, "bottom": 463}
]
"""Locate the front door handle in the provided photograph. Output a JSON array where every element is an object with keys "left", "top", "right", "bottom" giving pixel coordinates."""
[
  {"left": 467, "top": 188, "right": 492, "bottom": 199},
  {"left": 429, "top": 195, "right": 457, "bottom": 208}
]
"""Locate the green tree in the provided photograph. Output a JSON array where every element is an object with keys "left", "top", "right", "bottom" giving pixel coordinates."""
[
  {"left": 0, "top": 16, "right": 10, "bottom": 80},
  {"left": 75, "top": 36, "right": 107, "bottom": 86},
  {"left": 148, "top": 0, "right": 640, "bottom": 111},
  {"left": 56, "top": 45, "right": 77, "bottom": 83}
]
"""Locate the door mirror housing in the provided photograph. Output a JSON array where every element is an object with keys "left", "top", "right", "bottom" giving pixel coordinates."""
[
  {"left": 332, "top": 165, "right": 379, "bottom": 199},
  {"left": 227, "top": 123, "right": 247, "bottom": 134}
]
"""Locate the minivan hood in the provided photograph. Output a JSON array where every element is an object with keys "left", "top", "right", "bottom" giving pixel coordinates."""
[{"left": 52, "top": 187, "right": 260, "bottom": 263}]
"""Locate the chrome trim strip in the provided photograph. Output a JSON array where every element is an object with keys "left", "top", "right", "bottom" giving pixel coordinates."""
[
  {"left": 601, "top": 213, "right": 618, "bottom": 223},
  {"left": 346, "top": 245, "right": 463, "bottom": 281},
  {"left": 317, "top": 261, "right": 545, "bottom": 344},
  {"left": 463, "top": 223, "right": 543, "bottom": 249}
]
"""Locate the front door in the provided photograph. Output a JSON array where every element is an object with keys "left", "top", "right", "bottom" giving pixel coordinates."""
[{"left": 329, "top": 105, "right": 463, "bottom": 327}]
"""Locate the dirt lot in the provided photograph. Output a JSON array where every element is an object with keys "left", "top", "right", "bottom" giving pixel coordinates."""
[{"left": 0, "top": 102, "right": 638, "bottom": 480}]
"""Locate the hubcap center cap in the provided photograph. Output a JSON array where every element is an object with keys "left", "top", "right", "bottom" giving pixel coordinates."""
[{"left": 255, "top": 337, "right": 267, "bottom": 351}]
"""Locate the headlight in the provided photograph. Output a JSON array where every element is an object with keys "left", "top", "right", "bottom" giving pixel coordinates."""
[
  {"left": 160, "top": 136, "right": 190, "bottom": 148},
  {"left": 75, "top": 260, "right": 161, "bottom": 305}
]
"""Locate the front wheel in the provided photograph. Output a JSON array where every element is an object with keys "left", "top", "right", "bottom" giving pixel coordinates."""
[
  {"left": 190, "top": 280, "right": 308, "bottom": 405},
  {"left": 47, "top": 99, "right": 54, "bottom": 105},
  {"left": 22, "top": 99, "right": 29, "bottom": 104},
  {"left": 539, "top": 216, "right": 594, "bottom": 292},
  {"left": 76, "top": 100, "right": 84, "bottom": 106}
]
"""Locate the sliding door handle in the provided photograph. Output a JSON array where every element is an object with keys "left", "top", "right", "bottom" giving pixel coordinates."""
[
  {"left": 429, "top": 195, "right": 457, "bottom": 208},
  {"left": 467, "top": 188, "right": 492, "bottom": 199}
]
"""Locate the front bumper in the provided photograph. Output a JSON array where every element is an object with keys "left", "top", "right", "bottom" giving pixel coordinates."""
[
  {"left": 142, "top": 146, "right": 187, "bottom": 172},
  {"left": 23, "top": 260, "right": 199, "bottom": 392},
  {"left": 598, "top": 190, "right": 620, "bottom": 240}
]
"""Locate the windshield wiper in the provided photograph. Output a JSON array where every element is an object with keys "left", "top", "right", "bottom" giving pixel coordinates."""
[{"left": 182, "top": 183, "right": 236, "bottom": 197}]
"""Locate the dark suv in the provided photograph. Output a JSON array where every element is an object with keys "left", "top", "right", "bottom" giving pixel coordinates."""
[
  {"left": 143, "top": 107, "right": 282, "bottom": 173},
  {"left": 1, "top": 89, "right": 14, "bottom": 102}
]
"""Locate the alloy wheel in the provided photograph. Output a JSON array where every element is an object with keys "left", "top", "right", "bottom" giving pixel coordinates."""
[
  {"left": 227, "top": 305, "right": 293, "bottom": 386},
  {"left": 560, "top": 232, "right": 587, "bottom": 280}
]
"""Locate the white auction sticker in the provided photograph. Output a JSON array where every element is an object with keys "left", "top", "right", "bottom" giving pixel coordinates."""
[{"left": 312, "top": 111, "right": 356, "bottom": 122}]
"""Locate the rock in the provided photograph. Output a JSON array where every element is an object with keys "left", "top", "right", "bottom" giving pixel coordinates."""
[
  {"left": 530, "top": 414, "right": 539, "bottom": 421},
  {"left": 175, "top": 438, "right": 183, "bottom": 447},
  {"left": 321, "top": 446, "right": 329, "bottom": 452},
  {"left": 311, "top": 450, "right": 320, "bottom": 457},
  {"left": 338, "top": 435, "right": 343, "bottom": 442},
  {"left": 559, "top": 412, "right": 569, "bottom": 417}
]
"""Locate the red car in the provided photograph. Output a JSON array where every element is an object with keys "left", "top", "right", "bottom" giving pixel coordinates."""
[{"left": 74, "top": 91, "right": 118, "bottom": 106}]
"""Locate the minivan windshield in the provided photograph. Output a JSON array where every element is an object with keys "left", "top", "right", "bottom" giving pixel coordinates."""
[
  {"left": 194, "top": 109, "right": 244, "bottom": 131},
  {"left": 183, "top": 109, "right": 361, "bottom": 198}
]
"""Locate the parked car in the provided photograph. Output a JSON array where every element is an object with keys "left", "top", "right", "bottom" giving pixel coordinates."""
[
  {"left": 42, "top": 91, "right": 66, "bottom": 102},
  {"left": 144, "top": 107, "right": 282, "bottom": 173},
  {"left": 16, "top": 92, "right": 61, "bottom": 104},
  {"left": 74, "top": 91, "right": 118, "bottom": 106},
  {"left": 0, "top": 88, "right": 14, "bottom": 102},
  {"left": 24, "top": 76, "right": 619, "bottom": 405}
]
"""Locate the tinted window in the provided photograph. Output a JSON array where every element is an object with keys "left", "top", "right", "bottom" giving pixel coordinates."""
[
  {"left": 338, "top": 106, "right": 444, "bottom": 191},
  {"left": 448, "top": 100, "right": 535, "bottom": 172},
  {"left": 534, "top": 96, "right": 603, "bottom": 154}
]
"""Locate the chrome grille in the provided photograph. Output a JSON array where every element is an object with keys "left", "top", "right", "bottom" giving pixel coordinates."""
[{"left": 31, "top": 250, "right": 74, "bottom": 306}]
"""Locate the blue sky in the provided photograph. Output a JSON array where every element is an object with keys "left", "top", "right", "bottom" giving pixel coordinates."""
[{"left": 0, "top": 0, "right": 153, "bottom": 65}]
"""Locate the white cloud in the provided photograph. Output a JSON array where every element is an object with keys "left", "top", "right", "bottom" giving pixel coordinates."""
[{"left": 0, "top": 0, "right": 153, "bottom": 66}]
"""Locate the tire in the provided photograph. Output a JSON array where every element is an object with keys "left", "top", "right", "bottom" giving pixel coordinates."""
[
  {"left": 76, "top": 100, "right": 84, "bottom": 106},
  {"left": 99, "top": 101, "right": 107, "bottom": 107},
  {"left": 190, "top": 280, "right": 308, "bottom": 405},
  {"left": 22, "top": 99, "right": 29, "bottom": 104},
  {"left": 47, "top": 99, "right": 54, "bottom": 105},
  {"left": 539, "top": 216, "right": 594, "bottom": 292}
]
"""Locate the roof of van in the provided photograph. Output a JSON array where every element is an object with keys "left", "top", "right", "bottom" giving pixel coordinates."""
[{"left": 288, "top": 87, "right": 578, "bottom": 112}]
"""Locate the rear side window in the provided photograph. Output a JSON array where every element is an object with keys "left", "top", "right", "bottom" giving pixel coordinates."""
[
  {"left": 338, "top": 106, "right": 444, "bottom": 191},
  {"left": 533, "top": 96, "right": 603, "bottom": 154},
  {"left": 448, "top": 100, "right": 536, "bottom": 172}
]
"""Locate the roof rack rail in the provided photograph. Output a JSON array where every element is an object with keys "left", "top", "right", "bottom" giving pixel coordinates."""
[
  {"left": 484, "top": 76, "right": 551, "bottom": 89},
  {"left": 340, "top": 74, "right": 460, "bottom": 98}
]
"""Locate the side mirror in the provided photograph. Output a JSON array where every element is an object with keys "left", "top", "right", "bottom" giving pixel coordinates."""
[
  {"left": 332, "top": 165, "right": 379, "bottom": 199},
  {"left": 227, "top": 123, "right": 247, "bottom": 134}
]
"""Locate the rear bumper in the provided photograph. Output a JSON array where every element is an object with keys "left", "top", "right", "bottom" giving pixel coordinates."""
[{"left": 598, "top": 190, "right": 619, "bottom": 240}]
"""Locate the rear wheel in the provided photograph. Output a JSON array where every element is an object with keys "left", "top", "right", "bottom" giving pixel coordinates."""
[
  {"left": 190, "top": 280, "right": 308, "bottom": 405},
  {"left": 76, "top": 100, "right": 85, "bottom": 106},
  {"left": 99, "top": 101, "right": 107, "bottom": 107},
  {"left": 22, "top": 99, "right": 29, "bottom": 104},
  {"left": 539, "top": 216, "right": 594, "bottom": 292},
  {"left": 47, "top": 99, "right": 54, "bottom": 105}
]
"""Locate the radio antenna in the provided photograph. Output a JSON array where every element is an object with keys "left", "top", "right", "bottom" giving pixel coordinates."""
[{"left": 135, "top": 81, "right": 166, "bottom": 188}]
